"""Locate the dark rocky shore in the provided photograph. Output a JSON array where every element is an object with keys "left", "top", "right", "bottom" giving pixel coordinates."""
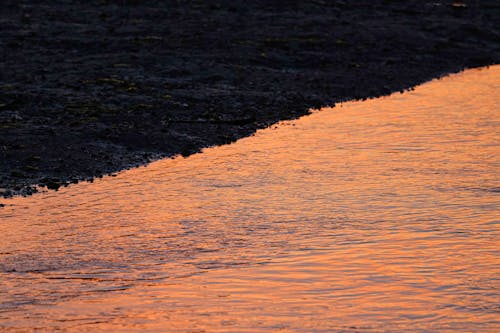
[{"left": 1, "top": 1, "right": 499, "bottom": 197}]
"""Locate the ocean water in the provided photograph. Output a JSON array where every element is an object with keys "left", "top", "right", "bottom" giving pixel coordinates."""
[{"left": 1, "top": 66, "right": 499, "bottom": 332}]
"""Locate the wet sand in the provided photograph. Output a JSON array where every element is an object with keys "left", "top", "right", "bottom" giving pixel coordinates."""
[{"left": 1, "top": 1, "right": 499, "bottom": 196}]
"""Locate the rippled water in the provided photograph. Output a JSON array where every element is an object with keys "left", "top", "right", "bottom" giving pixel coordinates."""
[{"left": 1, "top": 66, "right": 499, "bottom": 332}]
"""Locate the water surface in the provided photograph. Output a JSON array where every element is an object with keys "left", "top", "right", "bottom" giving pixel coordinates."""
[{"left": 1, "top": 66, "right": 499, "bottom": 332}]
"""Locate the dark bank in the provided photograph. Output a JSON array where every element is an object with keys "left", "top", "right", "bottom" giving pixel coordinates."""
[{"left": 1, "top": 0, "right": 499, "bottom": 197}]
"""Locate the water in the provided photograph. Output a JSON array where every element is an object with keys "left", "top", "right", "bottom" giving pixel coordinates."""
[{"left": 1, "top": 66, "right": 499, "bottom": 332}]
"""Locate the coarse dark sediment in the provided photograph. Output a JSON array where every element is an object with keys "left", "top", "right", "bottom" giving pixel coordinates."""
[{"left": 1, "top": 0, "right": 499, "bottom": 197}]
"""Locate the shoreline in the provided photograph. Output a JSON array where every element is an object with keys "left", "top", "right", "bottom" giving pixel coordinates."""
[{"left": 1, "top": 1, "right": 499, "bottom": 197}]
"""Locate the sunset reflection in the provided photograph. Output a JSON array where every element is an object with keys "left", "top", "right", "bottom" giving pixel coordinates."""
[{"left": 1, "top": 66, "right": 499, "bottom": 332}]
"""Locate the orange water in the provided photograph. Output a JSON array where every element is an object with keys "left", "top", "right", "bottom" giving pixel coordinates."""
[{"left": 1, "top": 66, "right": 499, "bottom": 332}]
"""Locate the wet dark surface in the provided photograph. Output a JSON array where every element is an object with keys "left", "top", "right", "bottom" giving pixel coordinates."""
[{"left": 1, "top": 0, "right": 499, "bottom": 196}]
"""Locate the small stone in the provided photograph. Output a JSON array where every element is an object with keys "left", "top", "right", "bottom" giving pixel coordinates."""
[{"left": 46, "top": 182, "right": 60, "bottom": 191}]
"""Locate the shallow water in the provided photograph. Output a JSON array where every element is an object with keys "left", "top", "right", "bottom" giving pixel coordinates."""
[{"left": 1, "top": 66, "right": 499, "bottom": 332}]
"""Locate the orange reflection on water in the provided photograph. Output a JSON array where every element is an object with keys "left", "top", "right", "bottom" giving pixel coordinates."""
[{"left": 1, "top": 66, "right": 499, "bottom": 332}]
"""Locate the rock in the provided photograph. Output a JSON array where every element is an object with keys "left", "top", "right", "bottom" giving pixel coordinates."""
[{"left": 46, "top": 182, "right": 60, "bottom": 191}]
